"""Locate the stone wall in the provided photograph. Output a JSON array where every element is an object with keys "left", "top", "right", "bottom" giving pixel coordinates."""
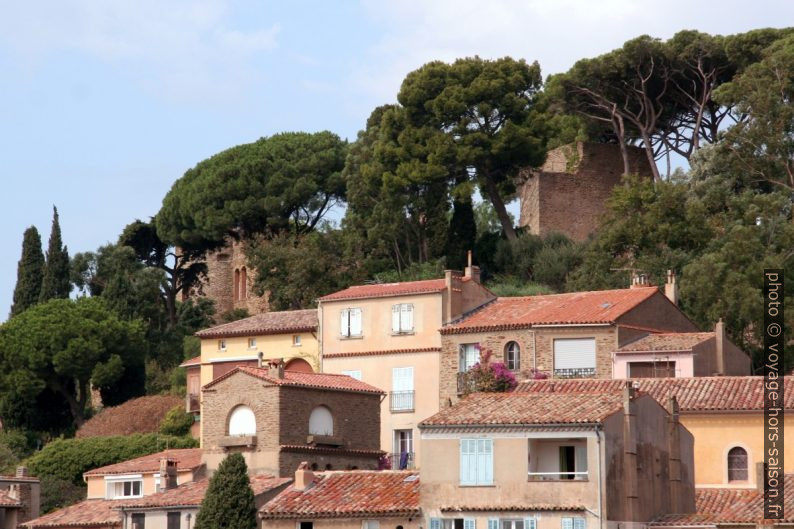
[{"left": 518, "top": 142, "right": 654, "bottom": 241}]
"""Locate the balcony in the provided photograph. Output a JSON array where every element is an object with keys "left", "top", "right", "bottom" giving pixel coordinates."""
[
  {"left": 187, "top": 393, "right": 200, "bottom": 413},
  {"left": 553, "top": 367, "right": 596, "bottom": 378},
  {"left": 390, "top": 391, "right": 415, "bottom": 412},
  {"left": 457, "top": 372, "right": 476, "bottom": 395},
  {"left": 390, "top": 452, "right": 415, "bottom": 470},
  {"left": 527, "top": 470, "right": 588, "bottom": 481}
]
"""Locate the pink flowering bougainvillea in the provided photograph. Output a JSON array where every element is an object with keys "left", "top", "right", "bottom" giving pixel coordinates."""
[{"left": 462, "top": 349, "right": 518, "bottom": 394}]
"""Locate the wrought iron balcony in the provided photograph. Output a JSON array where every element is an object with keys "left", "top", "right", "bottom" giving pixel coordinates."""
[
  {"left": 553, "top": 368, "right": 596, "bottom": 378},
  {"left": 389, "top": 391, "right": 415, "bottom": 412}
]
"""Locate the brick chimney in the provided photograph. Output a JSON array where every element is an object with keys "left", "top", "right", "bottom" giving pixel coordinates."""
[
  {"left": 715, "top": 319, "right": 726, "bottom": 375},
  {"left": 444, "top": 270, "right": 463, "bottom": 323},
  {"left": 664, "top": 270, "right": 679, "bottom": 305},
  {"left": 268, "top": 359, "right": 285, "bottom": 379},
  {"left": 463, "top": 250, "right": 481, "bottom": 284},
  {"left": 294, "top": 461, "right": 315, "bottom": 491},
  {"left": 159, "top": 458, "right": 178, "bottom": 492}
]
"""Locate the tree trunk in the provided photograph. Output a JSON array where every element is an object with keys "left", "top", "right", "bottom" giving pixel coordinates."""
[
  {"left": 639, "top": 131, "right": 662, "bottom": 182},
  {"left": 482, "top": 174, "right": 517, "bottom": 241},
  {"left": 611, "top": 112, "right": 631, "bottom": 177},
  {"left": 52, "top": 378, "right": 86, "bottom": 427}
]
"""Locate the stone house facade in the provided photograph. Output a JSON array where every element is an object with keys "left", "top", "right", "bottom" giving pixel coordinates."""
[
  {"left": 0, "top": 468, "right": 39, "bottom": 529},
  {"left": 517, "top": 142, "right": 654, "bottom": 241},
  {"left": 200, "top": 363, "right": 384, "bottom": 476}
]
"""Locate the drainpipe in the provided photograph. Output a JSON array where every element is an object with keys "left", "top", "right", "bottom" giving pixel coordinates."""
[
  {"left": 532, "top": 331, "right": 537, "bottom": 371},
  {"left": 595, "top": 424, "right": 604, "bottom": 529}
]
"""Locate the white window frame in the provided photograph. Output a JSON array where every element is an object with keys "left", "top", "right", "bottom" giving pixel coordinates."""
[
  {"left": 105, "top": 474, "right": 144, "bottom": 499},
  {"left": 391, "top": 303, "right": 414, "bottom": 334},
  {"left": 293, "top": 335, "right": 302, "bottom": 346},
  {"left": 340, "top": 308, "right": 363, "bottom": 338},
  {"left": 228, "top": 405, "right": 257, "bottom": 436},
  {"left": 218, "top": 339, "right": 227, "bottom": 351},
  {"left": 459, "top": 344, "right": 480, "bottom": 372},
  {"left": 459, "top": 438, "right": 493, "bottom": 486},
  {"left": 553, "top": 338, "right": 596, "bottom": 376},
  {"left": 342, "top": 369, "right": 362, "bottom": 381},
  {"left": 561, "top": 518, "right": 586, "bottom": 529},
  {"left": 505, "top": 341, "right": 520, "bottom": 371},
  {"left": 247, "top": 337, "right": 257, "bottom": 349},
  {"left": 363, "top": 521, "right": 380, "bottom": 529}
]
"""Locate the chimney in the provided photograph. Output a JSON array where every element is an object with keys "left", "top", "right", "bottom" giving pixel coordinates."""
[
  {"left": 268, "top": 359, "right": 285, "bottom": 379},
  {"left": 294, "top": 461, "right": 315, "bottom": 491},
  {"left": 715, "top": 319, "right": 726, "bottom": 375},
  {"left": 257, "top": 351, "right": 264, "bottom": 368},
  {"left": 664, "top": 270, "right": 679, "bottom": 305},
  {"left": 464, "top": 250, "right": 481, "bottom": 284},
  {"left": 16, "top": 466, "right": 28, "bottom": 478},
  {"left": 756, "top": 462, "right": 766, "bottom": 493},
  {"left": 159, "top": 458, "right": 178, "bottom": 491},
  {"left": 444, "top": 270, "right": 463, "bottom": 323},
  {"left": 630, "top": 272, "right": 649, "bottom": 289}
]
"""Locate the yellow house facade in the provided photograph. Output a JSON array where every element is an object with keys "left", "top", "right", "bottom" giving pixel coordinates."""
[{"left": 319, "top": 266, "right": 495, "bottom": 468}]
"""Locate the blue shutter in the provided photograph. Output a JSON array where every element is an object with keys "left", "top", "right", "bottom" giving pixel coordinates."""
[
  {"left": 561, "top": 518, "right": 573, "bottom": 529},
  {"left": 488, "top": 519, "right": 499, "bottom": 529},
  {"left": 430, "top": 519, "right": 441, "bottom": 529},
  {"left": 477, "top": 439, "right": 493, "bottom": 485},
  {"left": 573, "top": 518, "right": 586, "bottom": 529},
  {"left": 524, "top": 519, "right": 536, "bottom": 529},
  {"left": 460, "top": 439, "right": 476, "bottom": 485},
  {"left": 464, "top": 519, "right": 476, "bottom": 529}
]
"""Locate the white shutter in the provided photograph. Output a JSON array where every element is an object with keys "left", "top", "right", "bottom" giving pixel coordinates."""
[
  {"left": 392, "top": 304, "right": 401, "bottom": 333},
  {"left": 561, "top": 518, "right": 573, "bottom": 529},
  {"left": 340, "top": 309, "right": 350, "bottom": 337},
  {"left": 430, "top": 520, "right": 441, "bottom": 529},
  {"left": 477, "top": 439, "right": 493, "bottom": 485},
  {"left": 342, "top": 370, "right": 362, "bottom": 381},
  {"left": 350, "top": 308, "right": 362, "bottom": 336},
  {"left": 392, "top": 367, "right": 414, "bottom": 391},
  {"left": 573, "top": 519, "right": 586, "bottom": 529},
  {"left": 402, "top": 303, "right": 413, "bottom": 331},
  {"left": 553, "top": 338, "right": 596, "bottom": 370},
  {"left": 464, "top": 519, "right": 476, "bottom": 529},
  {"left": 460, "top": 439, "right": 477, "bottom": 485},
  {"left": 488, "top": 519, "right": 499, "bottom": 529},
  {"left": 524, "top": 519, "right": 536, "bottom": 529}
]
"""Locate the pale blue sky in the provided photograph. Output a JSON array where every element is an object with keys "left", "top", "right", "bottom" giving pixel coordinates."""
[{"left": 2, "top": 0, "right": 792, "bottom": 319}]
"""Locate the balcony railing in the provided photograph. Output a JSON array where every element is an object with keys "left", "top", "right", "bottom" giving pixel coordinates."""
[
  {"left": 553, "top": 368, "right": 596, "bottom": 378},
  {"left": 457, "top": 372, "right": 476, "bottom": 395},
  {"left": 528, "top": 471, "right": 588, "bottom": 481},
  {"left": 390, "top": 391, "right": 415, "bottom": 412},
  {"left": 390, "top": 452, "right": 415, "bottom": 470},
  {"left": 188, "top": 393, "right": 200, "bottom": 413}
]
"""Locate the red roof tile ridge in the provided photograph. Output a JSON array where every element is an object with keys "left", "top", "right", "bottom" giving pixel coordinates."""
[
  {"left": 203, "top": 365, "right": 384, "bottom": 394},
  {"left": 319, "top": 278, "right": 447, "bottom": 301},
  {"left": 83, "top": 448, "right": 203, "bottom": 476}
]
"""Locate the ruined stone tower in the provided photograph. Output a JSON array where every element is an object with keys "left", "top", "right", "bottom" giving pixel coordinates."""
[{"left": 518, "top": 142, "right": 654, "bottom": 241}]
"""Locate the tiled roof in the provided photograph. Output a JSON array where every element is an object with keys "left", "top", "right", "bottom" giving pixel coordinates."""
[
  {"left": 280, "top": 445, "right": 384, "bottom": 457},
  {"left": 83, "top": 449, "right": 203, "bottom": 477},
  {"left": 617, "top": 332, "right": 715, "bottom": 353},
  {"left": 116, "top": 474, "right": 291, "bottom": 509},
  {"left": 76, "top": 395, "right": 184, "bottom": 439},
  {"left": 0, "top": 489, "right": 20, "bottom": 507},
  {"left": 204, "top": 366, "right": 384, "bottom": 395},
  {"left": 22, "top": 499, "right": 121, "bottom": 528},
  {"left": 652, "top": 474, "right": 794, "bottom": 525},
  {"left": 420, "top": 391, "right": 626, "bottom": 427},
  {"left": 440, "top": 505, "right": 586, "bottom": 512},
  {"left": 323, "top": 347, "right": 441, "bottom": 359},
  {"left": 514, "top": 377, "right": 794, "bottom": 412},
  {"left": 179, "top": 355, "right": 201, "bottom": 367},
  {"left": 441, "top": 287, "right": 660, "bottom": 334},
  {"left": 319, "top": 279, "right": 447, "bottom": 302},
  {"left": 260, "top": 471, "right": 420, "bottom": 519},
  {"left": 195, "top": 309, "right": 317, "bottom": 338}
]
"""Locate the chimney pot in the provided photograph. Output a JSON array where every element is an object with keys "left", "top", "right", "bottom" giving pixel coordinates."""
[
  {"left": 159, "top": 458, "right": 178, "bottom": 491},
  {"left": 268, "top": 359, "right": 285, "bottom": 379},
  {"left": 294, "top": 461, "right": 315, "bottom": 491},
  {"left": 15, "top": 466, "right": 28, "bottom": 478}
]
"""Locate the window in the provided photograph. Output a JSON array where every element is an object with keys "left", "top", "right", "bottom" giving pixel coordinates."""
[
  {"left": 167, "top": 512, "right": 181, "bottom": 529},
  {"left": 340, "top": 308, "right": 363, "bottom": 338},
  {"left": 248, "top": 338, "right": 257, "bottom": 349},
  {"left": 299, "top": 522, "right": 314, "bottom": 529},
  {"left": 728, "top": 446, "right": 748, "bottom": 482},
  {"left": 342, "top": 370, "right": 362, "bottom": 380},
  {"left": 218, "top": 339, "right": 227, "bottom": 351},
  {"left": 460, "top": 439, "right": 493, "bottom": 485},
  {"left": 228, "top": 405, "right": 256, "bottom": 436},
  {"left": 553, "top": 338, "right": 596, "bottom": 377},
  {"left": 107, "top": 479, "right": 143, "bottom": 499},
  {"left": 293, "top": 335, "right": 302, "bottom": 346},
  {"left": 394, "top": 429, "right": 414, "bottom": 469},
  {"left": 391, "top": 367, "right": 414, "bottom": 412},
  {"left": 309, "top": 406, "right": 333, "bottom": 436},
  {"left": 391, "top": 303, "right": 414, "bottom": 334},
  {"left": 431, "top": 519, "right": 474, "bottom": 529},
  {"left": 363, "top": 521, "right": 380, "bottom": 529},
  {"left": 505, "top": 342, "right": 520, "bottom": 370},
  {"left": 131, "top": 513, "right": 145, "bottom": 529},
  {"left": 492, "top": 520, "right": 536, "bottom": 529},
  {"left": 459, "top": 344, "right": 480, "bottom": 372},
  {"left": 561, "top": 518, "right": 585, "bottom": 529}
]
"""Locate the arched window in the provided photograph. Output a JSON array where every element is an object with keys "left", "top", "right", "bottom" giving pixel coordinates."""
[
  {"left": 309, "top": 406, "right": 333, "bottom": 436},
  {"left": 233, "top": 269, "right": 240, "bottom": 301},
  {"left": 505, "top": 341, "right": 520, "bottom": 371},
  {"left": 728, "top": 446, "right": 748, "bottom": 482},
  {"left": 241, "top": 267, "right": 248, "bottom": 300},
  {"left": 229, "top": 405, "right": 256, "bottom": 436}
]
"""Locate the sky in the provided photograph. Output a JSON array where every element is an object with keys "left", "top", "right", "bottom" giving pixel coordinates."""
[{"left": 1, "top": 0, "right": 792, "bottom": 319}]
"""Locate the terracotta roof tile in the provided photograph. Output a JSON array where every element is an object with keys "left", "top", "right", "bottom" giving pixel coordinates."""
[
  {"left": 179, "top": 355, "right": 201, "bottom": 367},
  {"left": 116, "top": 474, "right": 291, "bottom": 509},
  {"left": 83, "top": 449, "right": 203, "bottom": 477},
  {"left": 617, "top": 332, "right": 715, "bottom": 353},
  {"left": 440, "top": 505, "right": 586, "bottom": 512},
  {"left": 319, "top": 279, "right": 447, "bottom": 302},
  {"left": 441, "top": 287, "right": 660, "bottom": 334},
  {"left": 652, "top": 475, "right": 794, "bottom": 525},
  {"left": 195, "top": 309, "right": 317, "bottom": 338},
  {"left": 323, "top": 347, "right": 441, "bottom": 359},
  {"left": 514, "top": 377, "right": 794, "bottom": 412},
  {"left": 76, "top": 395, "right": 183, "bottom": 438},
  {"left": 420, "top": 391, "right": 626, "bottom": 427},
  {"left": 279, "top": 445, "right": 383, "bottom": 457},
  {"left": 0, "top": 489, "right": 21, "bottom": 507},
  {"left": 204, "top": 366, "right": 384, "bottom": 395},
  {"left": 260, "top": 471, "right": 420, "bottom": 519},
  {"left": 22, "top": 499, "right": 121, "bottom": 528}
]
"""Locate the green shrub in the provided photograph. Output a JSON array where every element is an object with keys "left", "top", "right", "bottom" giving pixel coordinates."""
[
  {"left": 39, "top": 475, "right": 86, "bottom": 514},
  {"left": 25, "top": 433, "right": 198, "bottom": 485},
  {"left": 159, "top": 406, "right": 194, "bottom": 437}
]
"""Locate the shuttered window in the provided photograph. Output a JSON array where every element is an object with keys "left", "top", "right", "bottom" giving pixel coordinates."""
[
  {"left": 392, "top": 304, "right": 414, "bottom": 333},
  {"left": 460, "top": 439, "right": 493, "bottom": 485},
  {"left": 459, "top": 344, "right": 480, "bottom": 372},
  {"left": 553, "top": 338, "right": 596, "bottom": 376},
  {"left": 340, "top": 308, "right": 363, "bottom": 337}
]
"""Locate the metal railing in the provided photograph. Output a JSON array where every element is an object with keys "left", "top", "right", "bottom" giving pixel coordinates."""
[
  {"left": 528, "top": 471, "right": 588, "bottom": 481},
  {"left": 391, "top": 452, "right": 415, "bottom": 470},
  {"left": 390, "top": 391, "right": 415, "bottom": 412},
  {"left": 553, "top": 368, "right": 596, "bottom": 378},
  {"left": 188, "top": 393, "right": 200, "bottom": 413}
]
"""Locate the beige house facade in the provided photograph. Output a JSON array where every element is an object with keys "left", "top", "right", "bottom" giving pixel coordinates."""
[{"left": 319, "top": 264, "right": 495, "bottom": 468}]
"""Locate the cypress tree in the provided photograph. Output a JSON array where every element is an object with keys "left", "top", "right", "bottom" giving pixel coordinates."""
[
  {"left": 40, "top": 206, "right": 71, "bottom": 301},
  {"left": 10, "top": 226, "right": 45, "bottom": 317},
  {"left": 194, "top": 452, "right": 257, "bottom": 529}
]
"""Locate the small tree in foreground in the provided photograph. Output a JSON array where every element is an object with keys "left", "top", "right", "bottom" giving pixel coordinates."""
[{"left": 194, "top": 452, "right": 256, "bottom": 529}]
